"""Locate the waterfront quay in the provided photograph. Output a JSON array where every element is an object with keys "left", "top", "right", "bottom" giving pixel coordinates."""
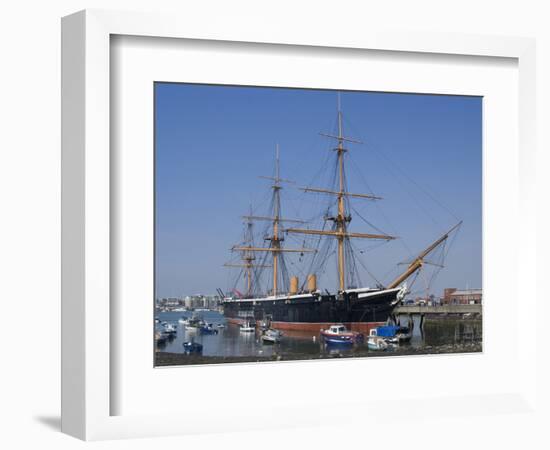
[
  {"left": 394, "top": 304, "right": 482, "bottom": 314},
  {"left": 392, "top": 304, "right": 482, "bottom": 335}
]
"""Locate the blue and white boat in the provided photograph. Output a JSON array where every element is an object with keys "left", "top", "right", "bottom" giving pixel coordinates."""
[
  {"left": 320, "top": 324, "right": 364, "bottom": 345},
  {"left": 374, "top": 325, "right": 400, "bottom": 344},
  {"left": 200, "top": 323, "right": 219, "bottom": 334},
  {"left": 367, "top": 329, "right": 389, "bottom": 350},
  {"left": 374, "top": 325, "right": 412, "bottom": 344}
]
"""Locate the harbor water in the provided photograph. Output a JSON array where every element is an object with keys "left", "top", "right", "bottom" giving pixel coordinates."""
[{"left": 155, "top": 310, "right": 482, "bottom": 365}]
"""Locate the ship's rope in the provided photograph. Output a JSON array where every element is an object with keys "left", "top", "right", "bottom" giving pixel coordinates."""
[
  {"left": 292, "top": 118, "right": 340, "bottom": 226},
  {"left": 350, "top": 204, "right": 393, "bottom": 239},
  {"left": 345, "top": 238, "right": 363, "bottom": 288},
  {"left": 406, "top": 270, "right": 421, "bottom": 293},
  {"left": 301, "top": 221, "right": 336, "bottom": 290},
  {"left": 341, "top": 113, "right": 465, "bottom": 297},
  {"left": 346, "top": 115, "right": 460, "bottom": 230},
  {"left": 426, "top": 222, "right": 461, "bottom": 293},
  {"left": 344, "top": 115, "right": 458, "bottom": 230},
  {"left": 350, "top": 239, "right": 384, "bottom": 287}
]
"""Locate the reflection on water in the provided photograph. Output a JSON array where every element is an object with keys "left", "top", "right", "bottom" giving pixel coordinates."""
[
  {"left": 156, "top": 311, "right": 323, "bottom": 358},
  {"left": 155, "top": 311, "right": 482, "bottom": 361},
  {"left": 423, "top": 319, "right": 482, "bottom": 346}
]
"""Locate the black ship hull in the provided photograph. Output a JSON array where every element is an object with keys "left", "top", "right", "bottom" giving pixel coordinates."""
[{"left": 222, "top": 287, "right": 403, "bottom": 333}]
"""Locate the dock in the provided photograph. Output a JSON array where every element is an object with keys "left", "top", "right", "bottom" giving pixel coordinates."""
[
  {"left": 394, "top": 304, "right": 482, "bottom": 315},
  {"left": 393, "top": 304, "right": 482, "bottom": 332}
]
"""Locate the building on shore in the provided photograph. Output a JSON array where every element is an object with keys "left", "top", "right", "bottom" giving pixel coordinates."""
[
  {"left": 410, "top": 294, "right": 441, "bottom": 305},
  {"left": 158, "top": 297, "right": 181, "bottom": 307},
  {"left": 442, "top": 288, "right": 482, "bottom": 305},
  {"left": 156, "top": 294, "right": 221, "bottom": 310}
]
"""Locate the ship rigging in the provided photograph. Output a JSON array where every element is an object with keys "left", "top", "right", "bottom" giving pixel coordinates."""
[
  {"left": 285, "top": 97, "right": 396, "bottom": 293},
  {"left": 221, "top": 96, "right": 462, "bottom": 332},
  {"left": 229, "top": 145, "right": 315, "bottom": 298}
]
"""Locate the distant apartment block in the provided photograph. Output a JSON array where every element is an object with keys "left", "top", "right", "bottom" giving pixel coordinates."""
[{"left": 157, "top": 294, "right": 221, "bottom": 309}]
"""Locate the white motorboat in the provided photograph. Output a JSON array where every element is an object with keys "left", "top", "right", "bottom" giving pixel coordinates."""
[
  {"left": 261, "top": 328, "right": 283, "bottom": 344},
  {"left": 367, "top": 329, "right": 389, "bottom": 351},
  {"left": 185, "top": 316, "right": 205, "bottom": 330},
  {"left": 239, "top": 319, "right": 256, "bottom": 333},
  {"left": 163, "top": 323, "right": 177, "bottom": 335}
]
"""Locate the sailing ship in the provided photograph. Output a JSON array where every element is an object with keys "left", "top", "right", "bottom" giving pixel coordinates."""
[{"left": 220, "top": 99, "right": 461, "bottom": 333}]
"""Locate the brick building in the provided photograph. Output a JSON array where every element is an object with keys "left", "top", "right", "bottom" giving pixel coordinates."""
[{"left": 442, "top": 288, "right": 482, "bottom": 305}]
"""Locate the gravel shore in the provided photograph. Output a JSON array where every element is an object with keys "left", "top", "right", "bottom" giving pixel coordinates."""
[{"left": 155, "top": 343, "right": 482, "bottom": 366}]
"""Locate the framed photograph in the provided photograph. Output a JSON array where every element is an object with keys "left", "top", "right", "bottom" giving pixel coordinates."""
[
  {"left": 153, "top": 83, "right": 481, "bottom": 367},
  {"left": 62, "top": 9, "right": 537, "bottom": 441}
]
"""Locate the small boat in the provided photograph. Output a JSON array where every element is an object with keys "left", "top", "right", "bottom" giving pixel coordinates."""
[
  {"left": 216, "top": 323, "right": 225, "bottom": 328},
  {"left": 155, "top": 331, "right": 168, "bottom": 345},
  {"left": 200, "top": 323, "right": 219, "bottom": 334},
  {"left": 375, "top": 325, "right": 400, "bottom": 344},
  {"left": 367, "top": 329, "right": 389, "bottom": 351},
  {"left": 178, "top": 316, "right": 187, "bottom": 324},
  {"left": 163, "top": 323, "right": 178, "bottom": 335},
  {"left": 261, "top": 328, "right": 283, "bottom": 344},
  {"left": 396, "top": 326, "right": 412, "bottom": 343},
  {"left": 185, "top": 316, "right": 205, "bottom": 330},
  {"left": 239, "top": 319, "right": 256, "bottom": 333},
  {"left": 320, "top": 324, "right": 364, "bottom": 344},
  {"left": 182, "top": 339, "right": 203, "bottom": 354},
  {"left": 373, "top": 325, "right": 412, "bottom": 344},
  {"left": 259, "top": 315, "right": 273, "bottom": 331}
]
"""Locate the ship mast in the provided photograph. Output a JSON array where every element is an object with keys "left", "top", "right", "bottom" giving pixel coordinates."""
[
  {"left": 286, "top": 94, "right": 396, "bottom": 292},
  {"left": 335, "top": 97, "right": 346, "bottom": 291},
  {"left": 272, "top": 145, "right": 282, "bottom": 296},
  {"left": 232, "top": 146, "right": 315, "bottom": 297}
]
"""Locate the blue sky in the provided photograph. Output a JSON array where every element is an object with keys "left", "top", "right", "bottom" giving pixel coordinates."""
[{"left": 155, "top": 83, "right": 482, "bottom": 298}]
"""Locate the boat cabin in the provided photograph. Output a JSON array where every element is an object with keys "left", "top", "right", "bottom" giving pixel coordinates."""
[{"left": 328, "top": 324, "right": 348, "bottom": 334}]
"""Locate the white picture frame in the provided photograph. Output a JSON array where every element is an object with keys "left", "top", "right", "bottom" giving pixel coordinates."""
[{"left": 61, "top": 9, "right": 538, "bottom": 441}]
